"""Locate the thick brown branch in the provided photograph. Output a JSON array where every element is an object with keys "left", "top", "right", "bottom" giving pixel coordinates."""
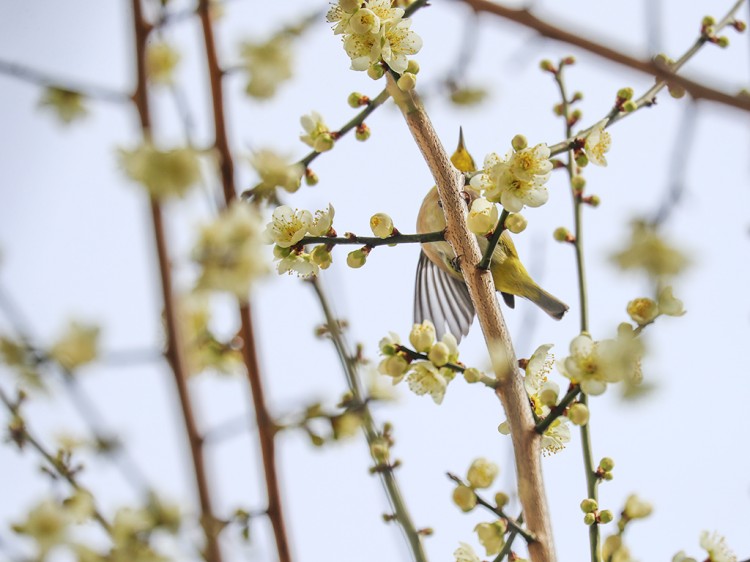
[
  {"left": 386, "top": 76, "right": 556, "bottom": 562},
  {"left": 196, "top": 2, "right": 292, "bottom": 561},
  {"left": 130, "top": 2, "right": 223, "bottom": 561},
  {"left": 460, "top": 0, "right": 750, "bottom": 113}
]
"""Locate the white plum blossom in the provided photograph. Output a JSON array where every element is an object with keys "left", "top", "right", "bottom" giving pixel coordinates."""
[
  {"left": 249, "top": 149, "right": 304, "bottom": 195},
  {"left": 407, "top": 361, "right": 455, "bottom": 405},
  {"left": 470, "top": 144, "right": 552, "bottom": 213},
  {"left": 584, "top": 119, "right": 612, "bottom": 166},
  {"left": 265, "top": 206, "right": 312, "bottom": 248}
]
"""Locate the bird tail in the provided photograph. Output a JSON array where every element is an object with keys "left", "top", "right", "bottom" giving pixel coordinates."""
[{"left": 527, "top": 286, "right": 569, "bottom": 320}]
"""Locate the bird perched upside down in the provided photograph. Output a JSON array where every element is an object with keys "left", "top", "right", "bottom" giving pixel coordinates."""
[{"left": 414, "top": 130, "right": 568, "bottom": 340}]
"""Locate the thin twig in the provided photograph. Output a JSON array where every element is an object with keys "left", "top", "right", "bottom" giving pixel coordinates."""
[
  {"left": 459, "top": 0, "right": 750, "bottom": 114},
  {"left": 0, "top": 59, "right": 130, "bottom": 104},
  {"left": 311, "top": 278, "right": 428, "bottom": 562},
  {"left": 0, "top": 387, "right": 113, "bottom": 534},
  {"left": 447, "top": 473, "right": 535, "bottom": 543},
  {"left": 550, "top": 61, "right": 599, "bottom": 562},
  {"left": 478, "top": 209, "right": 510, "bottom": 270},
  {"left": 299, "top": 230, "right": 444, "bottom": 248},
  {"left": 130, "top": 2, "right": 224, "bottom": 561},
  {"left": 196, "top": 1, "right": 292, "bottom": 560}
]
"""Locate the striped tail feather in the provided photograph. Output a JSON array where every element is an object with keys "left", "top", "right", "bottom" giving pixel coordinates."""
[{"left": 414, "top": 252, "right": 475, "bottom": 342}]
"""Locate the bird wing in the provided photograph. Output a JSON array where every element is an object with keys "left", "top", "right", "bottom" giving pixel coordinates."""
[{"left": 414, "top": 252, "right": 475, "bottom": 342}]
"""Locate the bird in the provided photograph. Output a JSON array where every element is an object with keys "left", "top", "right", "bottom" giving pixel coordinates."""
[{"left": 414, "top": 129, "right": 569, "bottom": 341}]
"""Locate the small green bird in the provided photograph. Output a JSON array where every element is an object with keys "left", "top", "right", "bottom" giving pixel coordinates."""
[{"left": 414, "top": 130, "right": 568, "bottom": 340}]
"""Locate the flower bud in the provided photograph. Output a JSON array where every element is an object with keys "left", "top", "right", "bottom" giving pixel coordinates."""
[
  {"left": 347, "top": 248, "right": 368, "bottom": 268},
  {"left": 311, "top": 245, "right": 332, "bottom": 269},
  {"left": 304, "top": 169, "right": 319, "bottom": 186},
  {"left": 494, "top": 492, "right": 509, "bottom": 508},
  {"left": 409, "top": 321, "right": 436, "bottom": 353},
  {"left": 716, "top": 36, "right": 730, "bottom": 48},
  {"left": 355, "top": 123, "right": 371, "bottom": 141},
  {"left": 406, "top": 59, "right": 420, "bottom": 74},
  {"left": 340, "top": 0, "right": 359, "bottom": 11},
  {"left": 367, "top": 64, "right": 385, "bottom": 80},
  {"left": 617, "top": 87, "right": 634, "bottom": 101},
  {"left": 397, "top": 72, "right": 417, "bottom": 91},
  {"left": 452, "top": 485, "right": 477, "bottom": 512},
  {"left": 348, "top": 92, "right": 366, "bottom": 108},
  {"left": 378, "top": 355, "right": 409, "bottom": 379},
  {"left": 622, "top": 100, "right": 638, "bottom": 113},
  {"left": 580, "top": 498, "right": 598, "bottom": 513},
  {"left": 539, "top": 59, "right": 555, "bottom": 73},
  {"left": 598, "top": 510, "right": 614, "bottom": 524},
  {"left": 571, "top": 175, "right": 586, "bottom": 191},
  {"left": 568, "top": 403, "right": 590, "bottom": 426},
  {"left": 463, "top": 367, "right": 483, "bottom": 383},
  {"left": 668, "top": 84, "right": 686, "bottom": 99},
  {"left": 313, "top": 133, "right": 335, "bottom": 153},
  {"left": 553, "top": 227, "right": 572, "bottom": 242},
  {"left": 599, "top": 457, "right": 615, "bottom": 472},
  {"left": 583, "top": 513, "right": 596, "bottom": 525},
  {"left": 627, "top": 297, "right": 659, "bottom": 325},
  {"left": 370, "top": 438, "right": 390, "bottom": 463},
  {"left": 575, "top": 152, "right": 589, "bottom": 167},
  {"left": 511, "top": 134, "right": 528, "bottom": 151},
  {"left": 428, "top": 342, "right": 450, "bottom": 367},
  {"left": 562, "top": 55, "right": 576, "bottom": 66},
  {"left": 505, "top": 213, "right": 527, "bottom": 234},
  {"left": 370, "top": 213, "right": 394, "bottom": 238},
  {"left": 467, "top": 458, "right": 499, "bottom": 489}
]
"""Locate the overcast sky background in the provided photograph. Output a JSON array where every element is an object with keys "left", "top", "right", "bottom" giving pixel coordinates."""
[{"left": 1, "top": 0, "right": 750, "bottom": 561}]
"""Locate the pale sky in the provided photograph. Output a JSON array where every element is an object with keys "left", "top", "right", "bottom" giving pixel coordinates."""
[{"left": 1, "top": 0, "right": 749, "bottom": 561}]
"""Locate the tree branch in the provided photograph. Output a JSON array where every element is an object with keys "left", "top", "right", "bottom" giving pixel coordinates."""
[
  {"left": 386, "top": 75, "right": 556, "bottom": 562},
  {"left": 459, "top": 0, "right": 750, "bottom": 114},
  {"left": 196, "top": 2, "right": 292, "bottom": 560},
  {"left": 130, "top": 2, "right": 223, "bottom": 561}
]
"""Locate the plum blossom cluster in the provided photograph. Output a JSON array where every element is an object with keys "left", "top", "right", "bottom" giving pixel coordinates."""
[
  {"left": 327, "top": 0, "right": 422, "bottom": 77},
  {"left": 12, "top": 493, "right": 181, "bottom": 561},
  {"left": 450, "top": 459, "right": 514, "bottom": 558},
  {"left": 119, "top": 142, "right": 202, "bottom": 199},
  {"left": 248, "top": 149, "right": 304, "bottom": 197},
  {"left": 469, "top": 135, "right": 553, "bottom": 213},
  {"left": 612, "top": 219, "right": 689, "bottom": 280},
  {"left": 192, "top": 201, "right": 269, "bottom": 299},
  {"left": 558, "top": 329, "right": 643, "bottom": 396},
  {"left": 179, "top": 293, "right": 243, "bottom": 376},
  {"left": 498, "top": 344, "right": 572, "bottom": 455},
  {"left": 377, "top": 320, "right": 487, "bottom": 405},
  {"left": 0, "top": 320, "right": 100, "bottom": 391},
  {"left": 265, "top": 204, "right": 335, "bottom": 278}
]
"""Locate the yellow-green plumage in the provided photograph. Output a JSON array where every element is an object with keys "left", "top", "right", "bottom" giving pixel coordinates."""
[{"left": 414, "top": 130, "right": 568, "bottom": 338}]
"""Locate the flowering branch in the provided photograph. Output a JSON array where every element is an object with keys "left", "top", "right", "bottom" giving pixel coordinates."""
[
  {"left": 546, "top": 0, "right": 747, "bottom": 157},
  {"left": 0, "top": 285, "right": 151, "bottom": 494},
  {"left": 130, "top": 2, "right": 224, "bottom": 561},
  {"left": 298, "top": 230, "right": 444, "bottom": 248},
  {"left": 550, "top": 60, "right": 599, "bottom": 562},
  {"left": 0, "top": 58, "right": 130, "bottom": 104},
  {"left": 0, "top": 387, "right": 113, "bottom": 535},
  {"left": 299, "top": 88, "right": 390, "bottom": 168},
  {"left": 311, "top": 278, "right": 428, "bottom": 562},
  {"left": 386, "top": 75, "right": 556, "bottom": 562},
  {"left": 447, "top": 473, "right": 535, "bottom": 544},
  {"left": 459, "top": 0, "right": 750, "bottom": 114},
  {"left": 195, "top": 2, "right": 292, "bottom": 560}
]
